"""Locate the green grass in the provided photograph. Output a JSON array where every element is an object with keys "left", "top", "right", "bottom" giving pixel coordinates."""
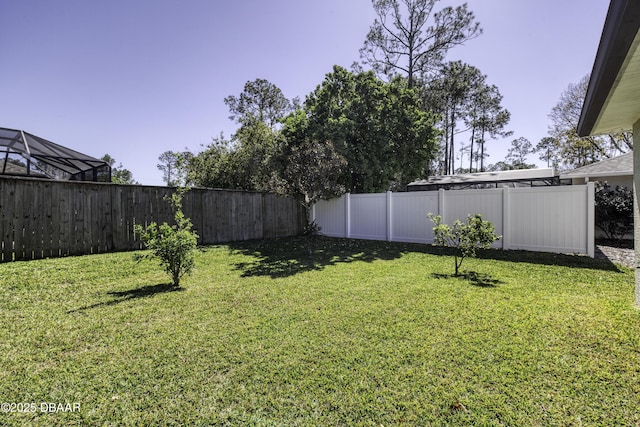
[{"left": 0, "top": 236, "right": 638, "bottom": 426}]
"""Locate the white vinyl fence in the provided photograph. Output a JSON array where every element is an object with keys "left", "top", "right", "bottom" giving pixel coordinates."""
[{"left": 312, "top": 184, "right": 595, "bottom": 257}]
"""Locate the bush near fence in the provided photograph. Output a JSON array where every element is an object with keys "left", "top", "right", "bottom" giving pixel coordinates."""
[{"left": 0, "top": 176, "right": 306, "bottom": 262}]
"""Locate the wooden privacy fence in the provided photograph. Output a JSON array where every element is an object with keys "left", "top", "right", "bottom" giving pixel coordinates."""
[
  {"left": 313, "top": 184, "right": 595, "bottom": 257},
  {"left": 0, "top": 177, "right": 306, "bottom": 262}
]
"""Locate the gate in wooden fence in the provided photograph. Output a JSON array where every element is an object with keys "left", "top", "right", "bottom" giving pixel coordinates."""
[{"left": 0, "top": 177, "right": 306, "bottom": 262}]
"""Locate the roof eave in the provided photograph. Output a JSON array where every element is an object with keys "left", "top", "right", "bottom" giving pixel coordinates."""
[
  {"left": 560, "top": 170, "right": 633, "bottom": 179},
  {"left": 577, "top": 0, "right": 640, "bottom": 137}
]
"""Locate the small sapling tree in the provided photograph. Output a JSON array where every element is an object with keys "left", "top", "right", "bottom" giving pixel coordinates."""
[
  {"left": 428, "top": 213, "right": 500, "bottom": 276},
  {"left": 135, "top": 189, "right": 198, "bottom": 287}
]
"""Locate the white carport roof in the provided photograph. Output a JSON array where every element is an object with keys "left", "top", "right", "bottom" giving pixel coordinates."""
[{"left": 409, "top": 168, "right": 554, "bottom": 186}]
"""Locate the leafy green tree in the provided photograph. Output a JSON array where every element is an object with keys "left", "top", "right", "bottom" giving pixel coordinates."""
[
  {"left": 187, "top": 126, "right": 280, "bottom": 192},
  {"left": 503, "top": 137, "right": 535, "bottom": 170},
  {"left": 424, "top": 64, "right": 511, "bottom": 175},
  {"left": 299, "top": 66, "right": 438, "bottom": 193},
  {"left": 224, "top": 78, "right": 297, "bottom": 130},
  {"left": 189, "top": 79, "right": 296, "bottom": 192},
  {"left": 425, "top": 61, "right": 496, "bottom": 175},
  {"left": 281, "top": 138, "right": 347, "bottom": 209},
  {"left": 428, "top": 213, "right": 500, "bottom": 276},
  {"left": 158, "top": 151, "right": 177, "bottom": 186},
  {"left": 231, "top": 119, "right": 281, "bottom": 191},
  {"left": 186, "top": 134, "right": 237, "bottom": 189},
  {"left": 360, "top": 0, "right": 482, "bottom": 88},
  {"left": 158, "top": 150, "right": 192, "bottom": 187},
  {"left": 278, "top": 110, "right": 348, "bottom": 209},
  {"left": 464, "top": 83, "right": 511, "bottom": 172},
  {"left": 386, "top": 77, "right": 440, "bottom": 187},
  {"left": 534, "top": 136, "right": 561, "bottom": 170},
  {"left": 101, "top": 154, "right": 138, "bottom": 185},
  {"left": 134, "top": 189, "right": 198, "bottom": 287},
  {"left": 547, "top": 74, "right": 632, "bottom": 170},
  {"left": 192, "top": 72, "right": 436, "bottom": 195}
]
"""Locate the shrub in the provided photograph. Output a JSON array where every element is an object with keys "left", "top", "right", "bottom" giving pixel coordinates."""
[
  {"left": 594, "top": 182, "right": 633, "bottom": 242},
  {"left": 428, "top": 213, "right": 501, "bottom": 276},
  {"left": 134, "top": 189, "right": 199, "bottom": 287}
]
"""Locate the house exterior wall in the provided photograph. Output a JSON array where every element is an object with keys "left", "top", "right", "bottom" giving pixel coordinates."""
[
  {"left": 571, "top": 175, "right": 632, "bottom": 188},
  {"left": 602, "top": 176, "right": 633, "bottom": 188},
  {"left": 634, "top": 119, "right": 640, "bottom": 306},
  {"left": 571, "top": 178, "right": 585, "bottom": 185}
]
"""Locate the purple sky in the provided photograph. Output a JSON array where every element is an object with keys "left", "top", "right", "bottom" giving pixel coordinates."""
[{"left": 1, "top": 0, "right": 609, "bottom": 185}]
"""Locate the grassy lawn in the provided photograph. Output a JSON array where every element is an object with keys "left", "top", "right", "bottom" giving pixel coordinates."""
[{"left": 0, "top": 236, "right": 638, "bottom": 426}]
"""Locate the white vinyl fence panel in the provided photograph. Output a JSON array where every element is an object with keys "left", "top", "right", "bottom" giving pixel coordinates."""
[
  {"left": 507, "top": 185, "right": 593, "bottom": 254},
  {"left": 313, "top": 196, "right": 347, "bottom": 238},
  {"left": 350, "top": 194, "right": 388, "bottom": 240},
  {"left": 443, "top": 189, "right": 504, "bottom": 249},
  {"left": 312, "top": 184, "right": 595, "bottom": 257},
  {"left": 390, "top": 192, "right": 439, "bottom": 244}
]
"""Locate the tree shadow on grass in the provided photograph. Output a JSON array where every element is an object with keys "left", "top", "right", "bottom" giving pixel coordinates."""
[
  {"left": 68, "top": 283, "right": 183, "bottom": 313},
  {"left": 227, "top": 236, "right": 623, "bottom": 280},
  {"left": 431, "top": 271, "right": 504, "bottom": 288},
  {"left": 228, "top": 236, "right": 413, "bottom": 278},
  {"left": 472, "top": 247, "right": 623, "bottom": 273}
]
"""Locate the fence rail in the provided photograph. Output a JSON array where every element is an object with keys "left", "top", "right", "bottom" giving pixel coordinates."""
[
  {"left": 0, "top": 177, "right": 306, "bottom": 262},
  {"left": 313, "top": 184, "right": 595, "bottom": 257}
]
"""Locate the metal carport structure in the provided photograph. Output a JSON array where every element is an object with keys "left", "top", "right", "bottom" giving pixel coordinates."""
[{"left": 0, "top": 127, "right": 110, "bottom": 182}]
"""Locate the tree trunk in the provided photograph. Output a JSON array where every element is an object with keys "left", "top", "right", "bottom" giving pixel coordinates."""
[
  {"left": 443, "top": 107, "right": 450, "bottom": 175},
  {"left": 449, "top": 109, "right": 456, "bottom": 174},
  {"left": 480, "top": 125, "right": 486, "bottom": 171},
  {"left": 469, "top": 126, "right": 475, "bottom": 172},
  {"left": 454, "top": 255, "right": 464, "bottom": 276},
  {"left": 408, "top": 47, "right": 414, "bottom": 89}
]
